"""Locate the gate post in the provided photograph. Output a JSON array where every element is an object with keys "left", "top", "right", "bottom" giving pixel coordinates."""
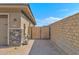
[
  {"left": 40, "top": 27, "right": 41, "bottom": 39},
  {"left": 49, "top": 26, "right": 51, "bottom": 40}
]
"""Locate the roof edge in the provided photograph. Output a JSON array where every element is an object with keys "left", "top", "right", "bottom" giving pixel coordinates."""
[{"left": 21, "top": 10, "right": 36, "bottom": 25}]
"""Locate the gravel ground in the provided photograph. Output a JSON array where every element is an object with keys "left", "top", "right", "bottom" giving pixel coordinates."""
[
  {"left": 0, "top": 40, "right": 34, "bottom": 55},
  {"left": 29, "top": 40, "right": 66, "bottom": 55}
]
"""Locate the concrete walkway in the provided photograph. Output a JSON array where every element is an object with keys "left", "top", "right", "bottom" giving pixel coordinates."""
[{"left": 29, "top": 40, "right": 66, "bottom": 55}]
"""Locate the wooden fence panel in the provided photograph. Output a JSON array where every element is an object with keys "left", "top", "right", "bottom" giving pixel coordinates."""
[
  {"left": 32, "top": 27, "right": 41, "bottom": 39},
  {"left": 29, "top": 26, "right": 50, "bottom": 40},
  {"left": 41, "top": 26, "right": 49, "bottom": 39}
]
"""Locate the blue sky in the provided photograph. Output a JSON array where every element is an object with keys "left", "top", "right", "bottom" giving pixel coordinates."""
[{"left": 30, "top": 3, "right": 79, "bottom": 26}]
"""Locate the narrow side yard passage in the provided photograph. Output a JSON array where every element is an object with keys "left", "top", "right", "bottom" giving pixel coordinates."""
[{"left": 29, "top": 40, "right": 66, "bottom": 55}]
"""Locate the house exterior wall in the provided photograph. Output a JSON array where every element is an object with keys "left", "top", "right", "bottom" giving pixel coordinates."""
[
  {"left": 28, "top": 23, "right": 34, "bottom": 39},
  {"left": 0, "top": 15, "right": 8, "bottom": 45},
  {"left": 9, "top": 12, "right": 21, "bottom": 46},
  {"left": 9, "top": 12, "right": 21, "bottom": 28},
  {"left": 9, "top": 12, "right": 34, "bottom": 46},
  {"left": 50, "top": 13, "right": 79, "bottom": 54},
  {"left": 21, "top": 13, "right": 30, "bottom": 44},
  {"left": 0, "top": 6, "right": 35, "bottom": 46}
]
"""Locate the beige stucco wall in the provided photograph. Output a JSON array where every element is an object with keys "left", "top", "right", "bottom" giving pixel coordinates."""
[
  {"left": 9, "top": 12, "right": 21, "bottom": 28},
  {"left": 50, "top": 13, "right": 79, "bottom": 54},
  {"left": 0, "top": 7, "right": 21, "bottom": 28},
  {"left": 28, "top": 23, "right": 34, "bottom": 39},
  {"left": 21, "top": 13, "right": 34, "bottom": 43}
]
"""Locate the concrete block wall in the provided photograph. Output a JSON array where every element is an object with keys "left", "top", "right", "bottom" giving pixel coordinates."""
[{"left": 50, "top": 13, "right": 79, "bottom": 54}]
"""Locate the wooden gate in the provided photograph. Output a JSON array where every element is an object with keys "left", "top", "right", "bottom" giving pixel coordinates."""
[{"left": 29, "top": 26, "right": 50, "bottom": 40}]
